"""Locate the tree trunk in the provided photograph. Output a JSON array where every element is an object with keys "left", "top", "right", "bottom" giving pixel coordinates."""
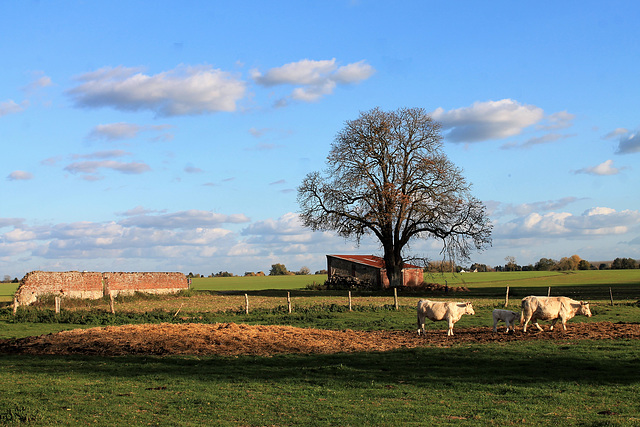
[{"left": 383, "top": 250, "right": 404, "bottom": 288}]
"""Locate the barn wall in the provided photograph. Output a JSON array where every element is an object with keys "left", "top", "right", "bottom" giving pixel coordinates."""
[
  {"left": 14, "top": 271, "right": 188, "bottom": 306},
  {"left": 327, "top": 257, "right": 382, "bottom": 287}
]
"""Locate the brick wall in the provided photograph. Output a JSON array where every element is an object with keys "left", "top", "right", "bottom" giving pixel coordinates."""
[{"left": 14, "top": 271, "right": 188, "bottom": 306}]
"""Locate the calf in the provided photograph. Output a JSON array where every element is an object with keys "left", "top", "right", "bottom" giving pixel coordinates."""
[
  {"left": 417, "top": 299, "right": 475, "bottom": 336},
  {"left": 521, "top": 296, "right": 592, "bottom": 332},
  {"left": 492, "top": 309, "right": 518, "bottom": 333}
]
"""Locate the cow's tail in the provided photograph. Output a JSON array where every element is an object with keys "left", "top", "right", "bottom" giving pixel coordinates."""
[{"left": 519, "top": 298, "right": 526, "bottom": 325}]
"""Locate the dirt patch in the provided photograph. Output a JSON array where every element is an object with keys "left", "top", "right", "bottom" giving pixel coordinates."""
[{"left": 1, "top": 322, "right": 638, "bottom": 357}]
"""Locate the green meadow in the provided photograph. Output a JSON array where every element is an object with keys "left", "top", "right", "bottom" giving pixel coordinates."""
[{"left": 1, "top": 270, "right": 640, "bottom": 425}]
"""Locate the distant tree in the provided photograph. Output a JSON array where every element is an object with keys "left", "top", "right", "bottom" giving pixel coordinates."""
[
  {"left": 504, "top": 256, "right": 520, "bottom": 272},
  {"left": 470, "top": 263, "right": 489, "bottom": 272},
  {"left": 297, "top": 107, "right": 492, "bottom": 287},
  {"left": 315, "top": 269, "right": 328, "bottom": 275},
  {"left": 599, "top": 263, "right": 608, "bottom": 270},
  {"left": 535, "top": 258, "right": 557, "bottom": 271},
  {"left": 2, "top": 275, "right": 11, "bottom": 283},
  {"left": 612, "top": 257, "right": 638, "bottom": 269},
  {"left": 578, "top": 260, "right": 591, "bottom": 270},
  {"left": 296, "top": 266, "right": 311, "bottom": 275},
  {"left": 269, "top": 263, "right": 290, "bottom": 276},
  {"left": 214, "top": 271, "right": 234, "bottom": 277}
]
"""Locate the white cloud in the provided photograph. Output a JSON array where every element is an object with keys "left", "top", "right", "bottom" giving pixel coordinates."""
[
  {"left": 22, "top": 72, "right": 53, "bottom": 92},
  {"left": 602, "top": 128, "right": 628, "bottom": 140},
  {"left": 64, "top": 160, "right": 151, "bottom": 176},
  {"left": 489, "top": 197, "right": 581, "bottom": 218},
  {"left": 68, "top": 65, "right": 247, "bottom": 116},
  {"left": 7, "top": 170, "right": 34, "bottom": 181},
  {"left": 574, "top": 159, "right": 624, "bottom": 176},
  {"left": 502, "top": 132, "right": 575, "bottom": 150},
  {"left": 252, "top": 58, "right": 374, "bottom": 105},
  {"left": 496, "top": 207, "right": 640, "bottom": 239},
  {"left": 87, "top": 122, "right": 175, "bottom": 141},
  {"left": 537, "top": 111, "right": 575, "bottom": 130},
  {"left": 119, "top": 209, "right": 250, "bottom": 229},
  {"left": 0, "top": 99, "right": 28, "bottom": 117},
  {"left": 431, "top": 99, "right": 545, "bottom": 143}
]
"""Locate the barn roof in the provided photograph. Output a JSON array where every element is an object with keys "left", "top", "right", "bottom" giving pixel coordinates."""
[{"left": 327, "top": 254, "right": 422, "bottom": 270}]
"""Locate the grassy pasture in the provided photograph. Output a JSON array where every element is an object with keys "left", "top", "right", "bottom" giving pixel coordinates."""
[
  {"left": 1, "top": 341, "right": 639, "bottom": 425},
  {"left": 1, "top": 270, "right": 640, "bottom": 425}
]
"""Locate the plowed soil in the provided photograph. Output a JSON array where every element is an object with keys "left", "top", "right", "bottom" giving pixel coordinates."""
[{"left": 1, "top": 321, "right": 638, "bottom": 356}]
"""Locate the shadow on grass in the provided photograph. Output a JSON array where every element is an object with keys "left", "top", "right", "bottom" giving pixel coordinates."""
[{"left": 2, "top": 340, "right": 638, "bottom": 388}]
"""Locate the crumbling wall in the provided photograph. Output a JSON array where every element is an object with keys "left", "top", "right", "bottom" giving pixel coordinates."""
[{"left": 14, "top": 271, "right": 188, "bottom": 307}]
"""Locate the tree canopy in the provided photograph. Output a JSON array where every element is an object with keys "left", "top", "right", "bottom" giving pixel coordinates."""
[{"left": 297, "top": 107, "right": 492, "bottom": 287}]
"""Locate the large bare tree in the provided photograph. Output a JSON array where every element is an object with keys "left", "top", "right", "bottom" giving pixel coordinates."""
[{"left": 297, "top": 107, "right": 492, "bottom": 287}]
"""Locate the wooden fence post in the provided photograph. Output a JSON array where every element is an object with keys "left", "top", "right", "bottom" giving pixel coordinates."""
[
  {"left": 110, "top": 294, "right": 116, "bottom": 314},
  {"left": 609, "top": 287, "right": 614, "bottom": 306},
  {"left": 394, "top": 287, "right": 398, "bottom": 310},
  {"left": 348, "top": 291, "right": 352, "bottom": 312},
  {"left": 504, "top": 286, "right": 510, "bottom": 308},
  {"left": 287, "top": 292, "right": 292, "bottom": 314},
  {"left": 55, "top": 296, "right": 61, "bottom": 314},
  {"left": 547, "top": 287, "right": 551, "bottom": 297},
  {"left": 244, "top": 293, "right": 249, "bottom": 315},
  {"left": 12, "top": 298, "right": 18, "bottom": 315}
]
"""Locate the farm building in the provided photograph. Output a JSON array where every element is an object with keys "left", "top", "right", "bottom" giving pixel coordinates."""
[
  {"left": 14, "top": 271, "right": 188, "bottom": 307},
  {"left": 326, "top": 255, "right": 424, "bottom": 288}
]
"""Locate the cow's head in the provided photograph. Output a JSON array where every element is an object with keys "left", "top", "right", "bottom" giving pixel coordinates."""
[
  {"left": 465, "top": 302, "right": 475, "bottom": 315},
  {"left": 579, "top": 301, "right": 592, "bottom": 317}
]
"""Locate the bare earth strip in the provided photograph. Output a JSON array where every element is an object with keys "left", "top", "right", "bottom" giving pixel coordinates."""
[{"left": 0, "top": 322, "right": 638, "bottom": 357}]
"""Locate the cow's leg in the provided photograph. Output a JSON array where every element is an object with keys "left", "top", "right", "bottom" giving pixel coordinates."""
[
  {"left": 493, "top": 315, "right": 498, "bottom": 333},
  {"left": 533, "top": 317, "right": 544, "bottom": 331},
  {"left": 505, "top": 319, "right": 512, "bottom": 334},
  {"left": 447, "top": 319, "right": 454, "bottom": 336},
  {"left": 417, "top": 313, "right": 424, "bottom": 335},
  {"left": 550, "top": 318, "right": 558, "bottom": 331},
  {"left": 522, "top": 314, "right": 531, "bottom": 333}
]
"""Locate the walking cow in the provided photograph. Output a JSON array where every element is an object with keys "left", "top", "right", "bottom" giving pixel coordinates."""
[
  {"left": 417, "top": 299, "right": 475, "bottom": 336},
  {"left": 521, "top": 296, "right": 592, "bottom": 332}
]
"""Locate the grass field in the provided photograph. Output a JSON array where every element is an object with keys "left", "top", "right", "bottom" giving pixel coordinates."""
[
  {"left": 1, "top": 270, "right": 640, "bottom": 425},
  {"left": 1, "top": 341, "right": 639, "bottom": 425}
]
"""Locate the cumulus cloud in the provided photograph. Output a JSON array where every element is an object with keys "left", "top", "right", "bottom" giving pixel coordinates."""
[
  {"left": 615, "top": 131, "right": 640, "bottom": 154},
  {"left": 496, "top": 207, "right": 640, "bottom": 239},
  {"left": 431, "top": 99, "right": 545, "bottom": 143},
  {"left": 68, "top": 65, "right": 246, "bottom": 116},
  {"left": 7, "top": 170, "right": 34, "bottom": 181},
  {"left": 0, "top": 99, "right": 28, "bottom": 117},
  {"left": 574, "top": 159, "right": 625, "bottom": 176},
  {"left": 251, "top": 59, "right": 374, "bottom": 105}
]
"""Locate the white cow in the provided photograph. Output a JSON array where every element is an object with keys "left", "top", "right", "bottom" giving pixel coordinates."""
[
  {"left": 417, "top": 299, "right": 475, "bottom": 336},
  {"left": 492, "top": 309, "right": 518, "bottom": 333},
  {"left": 521, "top": 296, "right": 592, "bottom": 332}
]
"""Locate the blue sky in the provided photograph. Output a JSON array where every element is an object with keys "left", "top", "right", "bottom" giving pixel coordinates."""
[{"left": 1, "top": 1, "right": 639, "bottom": 278}]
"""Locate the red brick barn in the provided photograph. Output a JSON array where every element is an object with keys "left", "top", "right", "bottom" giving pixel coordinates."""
[{"left": 326, "top": 255, "right": 424, "bottom": 288}]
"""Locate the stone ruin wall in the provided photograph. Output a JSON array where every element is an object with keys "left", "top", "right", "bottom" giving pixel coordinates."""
[{"left": 14, "top": 271, "right": 188, "bottom": 306}]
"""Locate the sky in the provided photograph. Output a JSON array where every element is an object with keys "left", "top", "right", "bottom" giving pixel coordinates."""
[{"left": 1, "top": 1, "right": 640, "bottom": 278}]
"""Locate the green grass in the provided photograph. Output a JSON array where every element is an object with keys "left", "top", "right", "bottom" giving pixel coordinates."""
[
  {"left": 190, "top": 274, "right": 328, "bottom": 291},
  {"left": 1, "top": 340, "right": 639, "bottom": 426}
]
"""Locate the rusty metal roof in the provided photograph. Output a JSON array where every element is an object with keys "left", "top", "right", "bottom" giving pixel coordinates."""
[{"left": 327, "top": 255, "right": 422, "bottom": 270}]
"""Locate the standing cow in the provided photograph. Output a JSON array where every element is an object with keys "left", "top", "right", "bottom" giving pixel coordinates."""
[
  {"left": 417, "top": 299, "right": 475, "bottom": 336},
  {"left": 492, "top": 309, "right": 519, "bottom": 333},
  {"left": 521, "top": 296, "right": 592, "bottom": 332}
]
